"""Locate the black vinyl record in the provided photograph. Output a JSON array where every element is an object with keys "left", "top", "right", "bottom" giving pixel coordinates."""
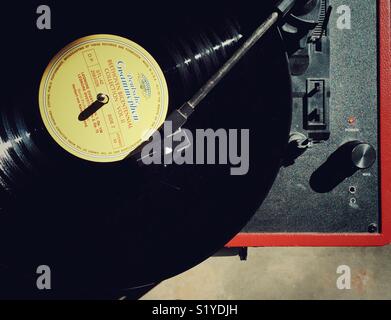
[{"left": 0, "top": 1, "right": 291, "bottom": 298}]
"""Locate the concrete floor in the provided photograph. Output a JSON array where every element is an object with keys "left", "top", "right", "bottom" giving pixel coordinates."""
[{"left": 142, "top": 246, "right": 391, "bottom": 300}]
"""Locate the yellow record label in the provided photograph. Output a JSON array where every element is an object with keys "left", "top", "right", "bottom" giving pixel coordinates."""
[{"left": 39, "top": 34, "right": 169, "bottom": 162}]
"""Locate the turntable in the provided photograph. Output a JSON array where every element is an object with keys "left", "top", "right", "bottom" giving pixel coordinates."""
[
  {"left": 228, "top": 0, "right": 391, "bottom": 248},
  {"left": 0, "top": 0, "right": 389, "bottom": 299}
]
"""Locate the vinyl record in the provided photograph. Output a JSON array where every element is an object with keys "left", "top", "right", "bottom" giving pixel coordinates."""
[{"left": 0, "top": 1, "right": 291, "bottom": 298}]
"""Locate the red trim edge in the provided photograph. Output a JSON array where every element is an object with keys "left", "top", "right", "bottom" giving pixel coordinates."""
[{"left": 227, "top": 0, "right": 391, "bottom": 247}]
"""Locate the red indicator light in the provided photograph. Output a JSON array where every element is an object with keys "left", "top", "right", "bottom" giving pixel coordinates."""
[{"left": 348, "top": 116, "right": 356, "bottom": 125}]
